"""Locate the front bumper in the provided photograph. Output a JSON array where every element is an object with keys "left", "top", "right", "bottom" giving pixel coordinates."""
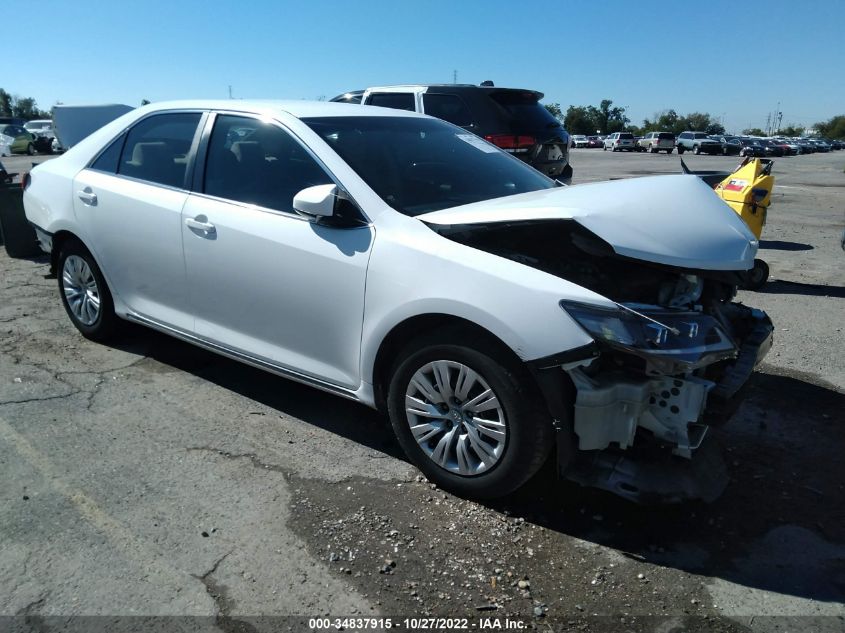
[{"left": 531, "top": 305, "right": 773, "bottom": 502}]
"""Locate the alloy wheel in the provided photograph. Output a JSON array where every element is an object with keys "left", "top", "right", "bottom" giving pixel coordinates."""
[
  {"left": 62, "top": 255, "right": 101, "bottom": 326},
  {"left": 404, "top": 360, "right": 507, "bottom": 476}
]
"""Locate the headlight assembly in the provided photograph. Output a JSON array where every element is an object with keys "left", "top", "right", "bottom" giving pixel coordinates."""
[{"left": 560, "top": 300, "right": 738, "bottom": 372}]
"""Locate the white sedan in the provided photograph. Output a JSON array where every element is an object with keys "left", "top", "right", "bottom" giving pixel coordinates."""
[{"left": 23, "top": 101, "right": 772, "bottom": 501}]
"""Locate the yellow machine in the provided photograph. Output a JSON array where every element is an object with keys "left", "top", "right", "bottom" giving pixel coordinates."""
[{"left": 713, "top": 158, "right": 774, "bottom": 240}]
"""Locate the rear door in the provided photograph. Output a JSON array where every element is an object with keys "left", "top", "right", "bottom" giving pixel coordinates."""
[
  {"left": 72, "top": 111, "right": 203, "bottom": 330},
  {"left": 181, "top": 113, "right": 373, "bottom": 388}
]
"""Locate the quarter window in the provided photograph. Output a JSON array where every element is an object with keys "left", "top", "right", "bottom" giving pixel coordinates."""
[
  {"left": 203, "top": 115, "right": 333, "bottom": 213},
  {"left": 367, "top": 92, "right": 416, "bottom": 112},
  {"left": 422, "top": 93, "right": 473, "bottom": 127},
  {"left": 91, "top": 134, "right": 125, "bottom": 173},
  {"left": 118, "top": 113, "right": 201, "bottom": 188}
]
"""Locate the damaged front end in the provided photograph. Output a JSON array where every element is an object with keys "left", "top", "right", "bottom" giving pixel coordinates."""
[
  {"left": 557, "top": 299, "right": 772, "bottom": 503},
  {"left": 432, "top": 215, "right": 773, "bottom": 503}
]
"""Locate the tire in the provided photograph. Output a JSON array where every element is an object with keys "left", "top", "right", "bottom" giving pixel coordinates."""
[
  {"left": 650, "top": 145, "right": 657, "bottom": 153},
  {"left": 677, "top": 146, "right": 685, "bottom": 154},
  {"left": 666, "top": 148, "right": 673, "bottom": 154},
  {"left": 603, "top": 145, "right": 607, "bottom": 151},
  {"left": 26, "top": 143, "right": 35, "bottom": 156},
  {"left": 742, "top": 259, "right": 769, "bottom": 291},
  {"left": 0, "top": 188, "right": 41, "bottom": 258},
  {"left": 57, "top": 239, "right": 118, "bottom": 341},
  {"left": 693, "top": 145, "right": 701, "bottom": 155},
  {"left": 386, "top": 330, "right": 554, "bottom": 499}
]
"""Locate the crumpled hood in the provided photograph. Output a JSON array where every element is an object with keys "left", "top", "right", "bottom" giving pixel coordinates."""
[{"left": 418, "top": 175, "right": 758, "bottom": 271}]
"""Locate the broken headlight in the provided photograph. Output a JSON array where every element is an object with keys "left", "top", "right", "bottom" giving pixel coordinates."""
[{"left": 559, "top": 300, "right": 738, "bottom": 372}]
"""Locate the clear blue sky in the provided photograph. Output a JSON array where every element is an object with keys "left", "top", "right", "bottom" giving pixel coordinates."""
[{"left": 8, "top": 0, "right": 844, "bottom": 133}]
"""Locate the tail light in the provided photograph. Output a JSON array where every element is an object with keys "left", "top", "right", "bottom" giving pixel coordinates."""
[
  {"left": 484, "top": 134, "right": 535, "bottom": 153},
  {"left": 22, "top": 172, "right": 31, "bottom": 191}
]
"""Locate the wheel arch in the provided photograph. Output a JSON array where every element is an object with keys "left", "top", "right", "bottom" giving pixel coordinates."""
[{"left": 370, "top": 313, "right": 524, "bottom": 413}]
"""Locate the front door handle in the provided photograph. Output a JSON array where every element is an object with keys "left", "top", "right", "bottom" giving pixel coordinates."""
[
  {"left": 77, "top": 188, "right": 97, "bottom": 206},
  {"left": 185, "top": 216, "right": 216, "bottom": 235}
]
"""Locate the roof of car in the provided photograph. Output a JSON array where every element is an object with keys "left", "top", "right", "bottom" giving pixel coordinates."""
[{"left": 141, "top": 99, "right": 428, "bottom": 119}]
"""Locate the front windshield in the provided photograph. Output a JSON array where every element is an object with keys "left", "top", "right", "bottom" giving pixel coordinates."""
[{"left": 303, "top": 116, "right": 555, "bottom": 216}]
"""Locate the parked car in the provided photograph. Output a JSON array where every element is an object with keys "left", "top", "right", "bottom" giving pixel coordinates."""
[
  {"left": 329, "top": 90, "right": 364, "bottom": 104},
  {"left": 676, "top": 131, "right": 721, "bottom": 155},
  {"left": 0, "top": 124, "right": 36, "bottom": 155},
  {"left": 709, "top": 135, "right": 742, "bottom": 156},
  {"left": 23, "top": 120, "right": 56, "bottom": 154},
  {"left": 830, "top": 139, "right": 844, "bottom": 150},
  {"left": 586, "top": 135, "right": 602, "bottom": 148},
  {"left": 738, "top": 138, "right": 767, "bottom": 157},
  {"left": 22, "top": 100, "right": 772, "bottom": 502},
  {"left": 796, "top": 138, "right": 817, "bottom": 153},
  {"left": 341, "top": 82, "right": 572, "bottom": 183},
  {"left": 571, "top": 134, "right": 588, "bottom": 148},
  {"left": 769, "top": 139, "right": 797, "bottom": 156},
  {"left": 638, "top": 131, "right": 675, "bottom": 153},
  {"left": 809, "top": 139, "right": 831, "bottom": 152},
  {"left": 759, "top": 139, "right": 785, "bottom": 157},
  {"left": 779, "top": 139, "right": 803, "bottom": 154},
  {"left": 603, "top": 131, "right": 636, "bottom": 151}
]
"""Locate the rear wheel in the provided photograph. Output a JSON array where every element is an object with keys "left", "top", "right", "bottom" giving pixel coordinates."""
[
  {"left": 57, "top": 239, "right": 118, "bottom": 341},
  {"left": 693, "top": 145, "right": 701, "bottom": 155},
  {"left": 650, "top": 144, "right": 657, "bottom": 153},
  {"left": 26, "top": 143, "right": 35, "bottom": 156},
  {"left": 666, "top": 148, "right": 673, "bottom": 154},
  {"left": 387, "top": 332, "right": 554, "bottom": 499}
]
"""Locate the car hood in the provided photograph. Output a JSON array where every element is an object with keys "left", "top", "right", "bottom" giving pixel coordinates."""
[{"left": 417, "top": 175, "right": 758, "bottom": 271}]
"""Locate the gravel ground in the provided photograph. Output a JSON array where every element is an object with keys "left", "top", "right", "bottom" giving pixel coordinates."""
[{"left": 1, "top": 149, "right": 843, "bottom": 632}]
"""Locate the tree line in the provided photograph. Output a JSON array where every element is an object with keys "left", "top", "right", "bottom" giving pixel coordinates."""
[
  {"left": 0, "top": 88, "right": 52, "bottom": 120},
  {"left": 546, "top": 99, "right": 845, "bottom": 139}
]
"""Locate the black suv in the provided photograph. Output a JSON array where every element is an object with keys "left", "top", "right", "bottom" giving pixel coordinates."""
[{"left": 331, "top": 83, "right": 572, "bottom": 183}]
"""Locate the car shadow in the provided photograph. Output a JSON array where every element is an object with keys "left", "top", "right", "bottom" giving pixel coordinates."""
[
  {"left": 105, "top": 329, "right": 845, "bottom": 605},
  {"left": 490, "top": 367, "right": 845, "bottom": 605},
  {"left": 759, "top": 239, "right": 814, "bottom": 251},
  {"left": 761, "top": 279, "right": 845, "bottom": 298}
]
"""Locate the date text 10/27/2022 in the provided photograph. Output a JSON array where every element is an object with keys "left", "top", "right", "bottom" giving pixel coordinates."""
[{"left": 308, "top": 617, "right": 528, "bottom": 630}]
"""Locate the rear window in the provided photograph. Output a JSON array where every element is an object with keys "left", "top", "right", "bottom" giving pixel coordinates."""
[
  {"left": 693, "top": 133, "right": 709, "bottom": 139},
  {"left": 422, "top": 93, "right": 473, "bottom": 127},
  {"left": 657, "top": 132, "right": 675, "bottom": 140},
  {"left": 367, "top": 92, "right": 416, "bottom": 112},
  {"left": 619, "top": 133, "right": 634, "bottom": 139},
  {"left": 488, "top": 91, "right": 560, "bottom": 130}
]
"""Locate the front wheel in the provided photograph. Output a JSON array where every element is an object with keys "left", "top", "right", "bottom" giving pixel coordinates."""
[
  {"left": 57, "top": 239, "right": 118, "bottom": 341},
  {"left": 26, "top": 143, "right": 35, "bottom": 156},
  {"left": 387, "top": 335, "right": 553, "bottom": 499},
  {"left": 678, "top": 146, "right": 685, "bottom": 154},
  {"left": 742, "top": 259, "right": 770, "bottom": 291},
  {"left": 693, "top": 145, "right": 701, "bottom": 155}
]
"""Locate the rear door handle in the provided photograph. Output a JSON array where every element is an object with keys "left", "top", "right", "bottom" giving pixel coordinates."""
[
  {"left": 185, "top": 217, "right": 216, "bottom": 235},
  {"left": 77, "top": 188, "right": 97, "bottom": 205}
]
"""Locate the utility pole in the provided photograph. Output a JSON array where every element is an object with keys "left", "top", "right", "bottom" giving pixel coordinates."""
[
  {"left": 228, "top": 85, "right": 233, "bottom": 99},
  {"left": 765, "top": 112, "right": 771, "bottom": 135},
  {"left": 453, "top": 70, "right": 457, "bottom": 84}
]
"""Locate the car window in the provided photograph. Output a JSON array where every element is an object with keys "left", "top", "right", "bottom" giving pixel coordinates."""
[
  {"left": 303, "top": 116, "right": 554, "bottom": 217},
  {"left": 90, "top": 134, "right": 126, "bottom": 173},
  {"left": 619, "top": 133, "right": 633, "bottom": 139},
  {"left": 693, "top": 133, "right": 709, "bottom": 139},
  {"left": 118, "top": 113, "right": 201, "bottom": 188},
  {"left": 203, "top": 114, "right": 333, "bottom": 213},
  {"left": 422, "top": 93, "right": 473, "bottom": 127},
  {"left": 367, "top": 92, "right": 416, "bottom": 112}
]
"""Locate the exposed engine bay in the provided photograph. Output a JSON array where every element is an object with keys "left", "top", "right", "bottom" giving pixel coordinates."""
[{"left": 435, "top": 219, "right": 774, "bottom": 503}]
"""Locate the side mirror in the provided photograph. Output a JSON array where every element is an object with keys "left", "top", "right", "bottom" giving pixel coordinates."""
[{"left": 293, "top": 184, "right": 338, "bottom": 218}]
